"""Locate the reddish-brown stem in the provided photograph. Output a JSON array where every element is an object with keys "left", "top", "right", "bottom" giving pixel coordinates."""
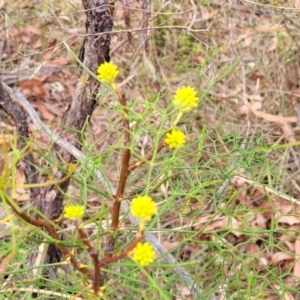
[
  {"left": 98, "top": 231, "right": 143, "bottom": 268},
  {"left": 3, "top": 193, "right": 45, "bottom": 228},
  {"left": 111, "top": 93, "right": 131, "bottom": 232},
  {"left": 4, "top": 195, "right": 93, "bottom": 279},
  {"left": 47, "top": 225, "right": 93, "bottom": 278},
  {"left": 44, "top": 223, "right": 93, "bottom": 278},
  {"left": 11, "top": 205, "right": 45, "bottom": 227},
  {"left": 77, "top": 225, "right": 101, "bottom": 295},
  {"left": 128, "top": 138, "right": 166, "bottom": 172}
]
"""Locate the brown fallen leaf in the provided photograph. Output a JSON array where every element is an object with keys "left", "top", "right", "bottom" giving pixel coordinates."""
[
  {"left": 284, "top": 241, "right": 295, "bottom": 252},
  {"left": 265, "top": 295, "right": 280, "bottom": 300},
  {"left": 245, "top": 243, "right": 260, "bottom": 255},
  {"left": 281, "top": 122, "right": 296, "bottom": 143},
  {"left": 162, "top": 241, "right": 179, "bottom": 251},
  {"left": 232, "top": 175, "right": 247, "bottom": 188},
  {"left": 284, "top": 276, "right": 297, "bottom": 288},
  {"left": 292, "top": 0, "right": 300, "bottom": 8},
  {"left": 13, "top": 165, "right": 30, "bottom": 202},
  {"left": 211, "top": 84, "right": 243, "bottom": 100},
  {"left": 248, "top": 214, "right": 268, "bottom": 228},
  {"left": 260, "top": 198, "right": 293, "bottom": 215},
  {"left": 19, "top": 79, "right": 46, "bottom": 98},
  {"left": 293, "top": 238, "right": 300, "bottom": 278},
  {"left": 50, "top": 57, "right": 72, "bottom": 66},
  {"left": 176, "top": 286, "right": 192, "bottom": 300},
  {"left": 237, "top": 104, "right": 249, "bottom": 117},
  {"left": 272, "top": 252, "right": 294, "bottom": 265},
  {"left": 195, "top": 216, "right": 242, "bottom": 237},
  {"left": 251, "top": 109, "right": 297, "bottom": 123},
  {"left": 43, "top": 39, "right": 58, "bottom": 61},
  {"left": 247, "top": 94, "right": 297, "bottom": 123},
  {"left": 0, "top": 0, "right": 5, "bottom": 9},
  {"left": 273, "top": 284, "right": 295, "bottom": 300},
  {"left": 267, "top": 37, "right": 278, "bottom": 52},
  {"left": 23, "top": 24, "right": 41, "bottom": 36},
  {"left": 36, "top": 98, "right": 55, "bottom": 121},
  {"left": 249, "top": 70, "right": 265, "bottom": 81},
  {"left": 278, "top": 215, "right": 300, "bottom": 226},
  {"left": 0, "top": 256, "right": 9, "bottom": 279}
]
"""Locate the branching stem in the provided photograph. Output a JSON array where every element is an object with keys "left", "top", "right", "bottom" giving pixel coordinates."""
[{"left": 111, "top": 93, "right": 131, "bottom": 231}]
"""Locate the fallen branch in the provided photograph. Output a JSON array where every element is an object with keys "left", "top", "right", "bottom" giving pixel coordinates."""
[{"left": 0, "top": 83, "right": 40, "bottom": 198}]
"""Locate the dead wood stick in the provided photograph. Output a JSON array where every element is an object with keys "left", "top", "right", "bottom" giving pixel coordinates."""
[
  {"left": 0, "top": 83, "right": 40, "bottom": 198},
  {"left": 1, "top": 81, "right": 111, "bottom": 192}
]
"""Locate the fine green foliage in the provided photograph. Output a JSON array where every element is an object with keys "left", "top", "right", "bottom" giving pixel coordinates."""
[{"left": 2, "top": 1, "right": 300, "bottom": 299}]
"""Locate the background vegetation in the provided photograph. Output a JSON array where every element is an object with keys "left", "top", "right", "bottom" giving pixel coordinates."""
[{"left": 2, "top": 0, "right": 300, "bottom": 299}]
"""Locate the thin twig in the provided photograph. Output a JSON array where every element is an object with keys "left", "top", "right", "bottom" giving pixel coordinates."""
[
  {"left": 77, "top": 226, "right": 100, "bottom": 294},
  {"left": 44, "top": 222, "right": 93, "bottom": 278},
  {"left": 240, "top": 0, "right": 300, "bottom": 11},
  {"left": 98, "top": 232, "right": 143, "bottom": 268},
  {"left": 186, "top": 0, "right": 197, "bottom": 34},
  {"left": 128, "top": 138, "right": 165, "bottom": 172},
  {"left": 140, "top": 0, "right": 151, "bottom": 54},
  {"left": 119, "top": 0, "right": 134, "bottom": 51}
]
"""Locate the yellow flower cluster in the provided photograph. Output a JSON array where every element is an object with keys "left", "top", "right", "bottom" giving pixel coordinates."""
[
  {"left": 64, "top": 205, "right": 85, "bottom": 220},
  {"left": 130, "top": 195, "right": 157, "bottom": 222},
  {"left": 165, "top": 129, "right": 186, "bottom": 149},
  {"left": 96, "top": 62, "right": 119, "bottom": 90},
  {"left": 164, "top": 86, "right": 198, "bottom": 150},
  {"left": 173, "top": 86, "right": 198, "bottom": 112},
  {"left": 132, "top": 242, "right": 155, "bottom": 266},
  {"left": 130, "top": 196, "right": 156, "bottom": 266}
]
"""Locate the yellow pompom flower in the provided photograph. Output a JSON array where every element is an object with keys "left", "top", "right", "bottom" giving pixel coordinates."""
[
  {"left": 64, "top": 205, "right": 85, "bottom": 220},
  {"left": 96, "top": 62, "right": 119, "bottom": 89},
  {"left": 173, "top": 86, "right": 198, "bottom": 112},
  {"left": 132, "top": 242, "right": 155, "bottom": 267},
  {"left": 130, "top": 195, "right": 157, "bottom": 222},
  {"left": 165, "top": 129, "right": 186, "bottom": 149}
]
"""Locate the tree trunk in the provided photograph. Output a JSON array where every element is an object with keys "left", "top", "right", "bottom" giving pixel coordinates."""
[{"left": 36, "top": 0, "right": 114, "bottom": 264}]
